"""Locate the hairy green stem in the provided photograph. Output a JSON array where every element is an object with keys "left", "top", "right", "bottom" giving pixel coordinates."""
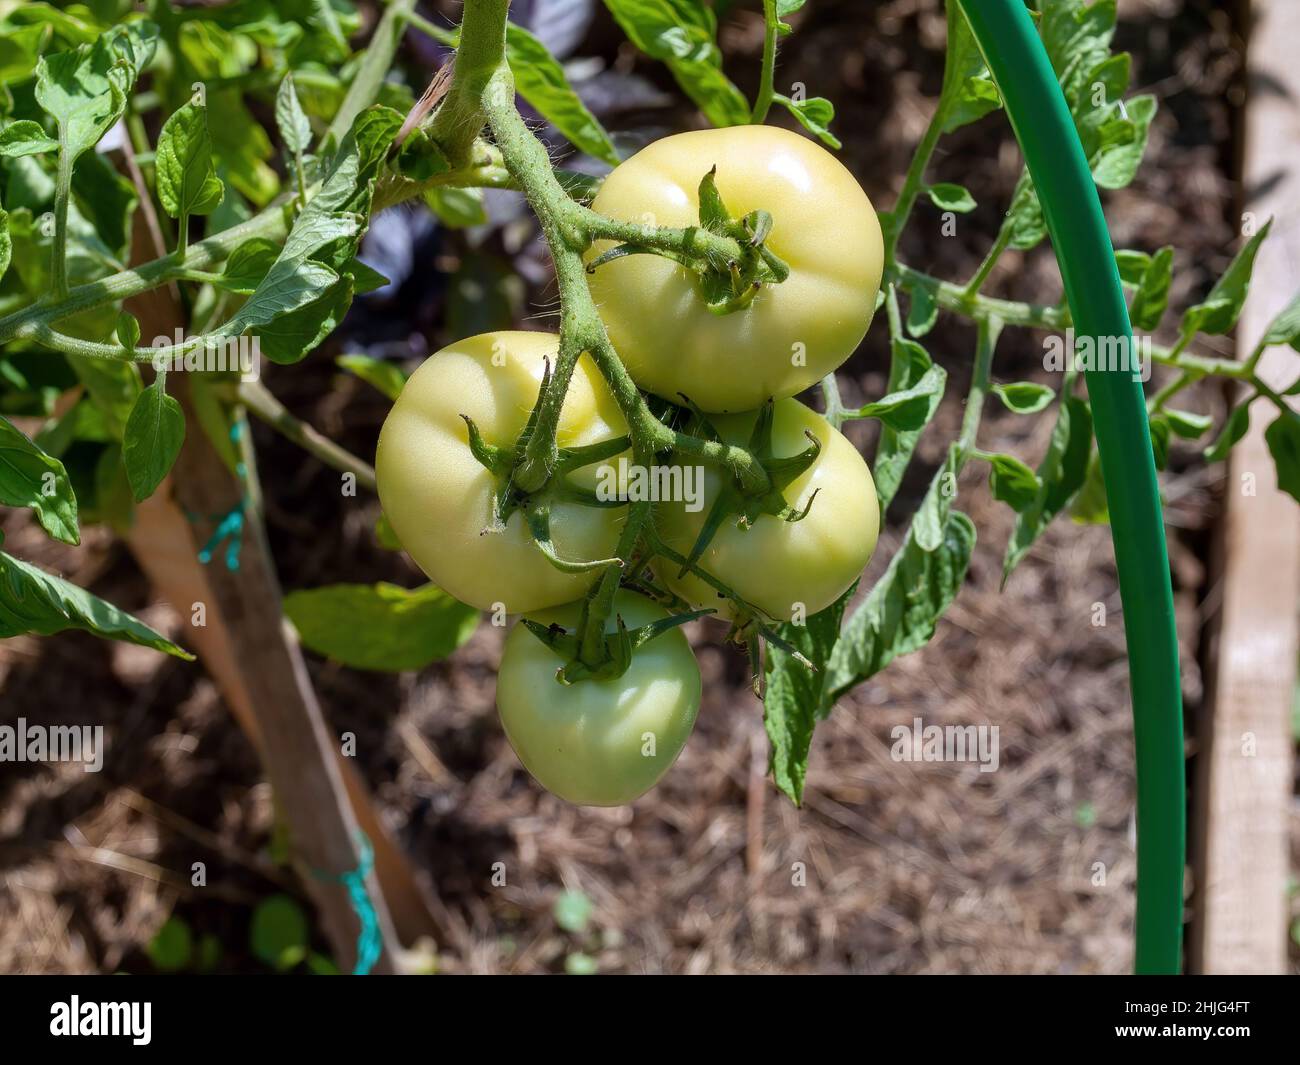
[
  {"left": 51, "top": 145, "right": 73, "bottom": 300},
  {"left": 751, "top": 0, "right": 780, "bottom": 124},
  {"left": 960, "top": 219, "right": 1013, "bottom": 302},
  {"left": 239, "top": 380, "right": 377, "bottom": 492},
  {"left": 426, "top": 0, "right": 509, "bottom": 167}
]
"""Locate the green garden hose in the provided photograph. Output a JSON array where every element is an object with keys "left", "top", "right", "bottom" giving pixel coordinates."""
[{"left": 955, "top": 0, "right": 1186, "bottom": 974}]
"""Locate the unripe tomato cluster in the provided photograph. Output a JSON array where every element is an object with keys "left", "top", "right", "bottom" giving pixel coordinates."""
[{"left": 376, "top": 128, "right": 884, "bottom": 806}]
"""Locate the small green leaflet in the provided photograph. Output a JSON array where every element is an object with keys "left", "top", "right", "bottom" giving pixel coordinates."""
[
  {"left": 992, "top": 381, "right": 1055, "bottom": 414},
  {"left": 1129, "top": 245, "right": 1173, "bottom": 331},
  {"left": 926, "top": 182, "right": 976, "bottom": 213},
  {"left": 906, "top": 278, "right": 939, "bottom": 337},
  {"left": 1264, "top": 411, "right": 1300, "bottom": 505},
  {"left": 763, "top": 581, "right": 857, "bottom": 805},
  {"left": 283, "top": 582, "right": 479, "bottom": 671},
  {"left": 424, "top": 186, "right": 487, "bottom": 228},
  {"left": 1163, "top": 408, "right": 1212, "bottom": 439},
  {"left": 250, "top": 895, "right": 309, "bottom": 972},
  {"left": 34, "top": 23, "right": 156, "bottom": 163},
  {"left": 0, "top": 547, "right": 191, "bottom": 658},
  {"left": 940, "top": 4, "right": 1001, "bottom": 133},
  {"left": 0, "top": 415, "right": 80, "bottom": 544},
  {"left": 122, "top": 376, "right": 185, "bottom": 502},
  {"left": 506, "top": 24, "right": 619, "bottom": 166},
  {"left": 986, "top": 452, "right": 1041, "bottom": 512},
  {"left": 873, "top": 330, "right": 945, "bottom": 512},
  {"left": 0, "top": 120, "right": 59, "bottom": 157},
  {"left": 1261, "top": 289, "right": 1300, "bottom": 350},
  {"left": 1002, "top": 394, "right": 1094, "bottom": 582},
  {"left": 602, "top": 0, "right": 750, "bottom": 128},
  {"left": 823, "top": 512, "right": 976, "bottom": 708},
  {"left": 1204, "top": 400, "right": 1251, "bottom": 463},
  {"left": 155, "top": 102, "right": 225, "bottom": 221},
  {"left": 774, "top": 94, "right": 840, "bottom": 149},
  {"left": 336, "top": 354, "right": 406, "bottom": 401},
  {"left": 1180, "top": 221, "right": 1272, "bottom": 338},
  {"left": 845, "top": 364, "right": 946, "bottom": 432},
  {"left": 275, "top": 73, "right": 312, "bottom": 156}
]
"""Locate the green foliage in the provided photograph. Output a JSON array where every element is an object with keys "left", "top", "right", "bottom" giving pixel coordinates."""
[
  {"left": 250, "top": 894, "right": 309, "bottom": 972},
  {"left": 283, "top": 582, "right": 479, "bottom": 672},
  {"left": 122, "top": 376, "right": 185, "bottom": 502}
]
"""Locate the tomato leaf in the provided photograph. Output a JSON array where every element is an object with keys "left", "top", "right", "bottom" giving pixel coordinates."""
[
  {"left": 122, "top": 376, "right": 185, "bottom": 502},
  {"left": 0, "top": 414, "right": 80, "bottom": 544},
  {"left": 275, "top": 72, "right": 312, "bottom": 157},
  {"left": 424, "top": 185, "right": 487, "bottom": 228},
  {"left": 1203, "top": 400, "right": 1251, "bottom": 463},
  {"left": 1164, "top": 408, "right": 1212, "bottom": 440},
  {"left": 763, "top": 580, "right": 857, "bottom": 805},
  {"left": 1129, "top": 245, "right": 1173, "bottom": 331},
  {"left": 1261, "top": 289, "right": 1300, "bottom": 351},
  {"left": 940, "top": 5, "right": 1001, "bottom": 133},
  {"left": 1180, "top": 220, "right": 1272, "bottom": 338},
  {"left": 1114, "top": 249, "right": 1151, "bottom": 285},
  {"left": 0, "top": 547, "right": 191, "bottom": 657},
  {"left": 926, "top": 182, "right": 976, "bottom": 213},
  {"left": 992, "top": 381, "right": 1055, "bottom": 414},
  {"left": 283, "top": 582, "right": 479, "bottom": 671},
  {"left": 1264, "top": 410, "right": 1300, "bottom": 505},
  {"left": 0, "top": 119, "right": 59, "bottom": 157},
  {"left": 155, "top": 101, "right": 225, "bottom": 220},
  {"left": 506, "top": 24, "right": 620, "bottom": 166},
  {"left": 602, "top": 0, "right": 750, "bottom": 127},
  {"left": 1002, "top": 394, "right": 1094, "bottom": 582},
  {"left": 823, "top": 511, "right": 975, "bottom": 708},
  {"left": 987, "top": 452, "right": 1042, "bottom": 512},
  {"left": 773, "top": 94, "right": 840, "bottom": 149},
  {"left": 336, "top": 354, "right": 406, "bottom": 401},
  {"left": 906, "top": 276, "right": 939, "bottom": 337},
  {"left": 847, "top": 364, "right": 946, "bottom": 433},
  {"left": 872, "top": 335, "right": 944, "bottom": 512}
]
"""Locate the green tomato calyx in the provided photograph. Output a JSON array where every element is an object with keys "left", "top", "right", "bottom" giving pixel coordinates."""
[
  {"left": 584, "top": 166, "right": 791, "bottom": 317},
  {"left": 522, "top": 601, "right": 713, "bottom": 684}
]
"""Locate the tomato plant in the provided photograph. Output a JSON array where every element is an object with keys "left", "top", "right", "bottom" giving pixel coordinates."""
[
  {"left": 586, "top": 125, "right": 884, "bottom": 413},
  {"left": 1, "top": 0, "right": 1297, "bottom": 847}
]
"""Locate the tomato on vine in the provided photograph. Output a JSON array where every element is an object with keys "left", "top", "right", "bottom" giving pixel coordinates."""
[
  {"left": 656, "top": 398, "right": 880, "bottom": 623},
  {"left": 496, "top": 591, "right": 702, "bottom": 806},
  {"left": 375, "top": 331, "right": 628, "bottom": 614},
  {"left": 586, "top": 125, "right": 884, "bottom": 413}
]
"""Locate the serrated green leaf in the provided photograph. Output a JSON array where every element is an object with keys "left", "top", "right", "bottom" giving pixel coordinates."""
[
  {"left": 906, "top": 277, "right": 939, "bottom": 337},
  {"left": 941, "top": 5, "right": 1001, "bottom": 133},
  {"left": 846, "top": 364, "right": 946, "bottom": 432},
  {"left": 873, "top": 332, "right": 943, "bottom": 513},
  {"left": 115, "top": 311, "right": 140, "bottom": 351},
  {"left": 1181, "top": 221, "right": 1272, "bottom": 338},
  {"left": 774, "top": 94, "right": 839, "bottom": 149},
  {"left": 275, "top": 72, "right": 312, "bottom": 156},
  {"left": 823, "top": 511, "right": 975, "bottom": 707},
  {"left": 122, "top": 377, "right": 185, "bottom": 502},
  {"left": 284, "top": 582, "right": 479, "bottom": 672},
  {"left": 506, "top": 23, "right": 619, "bottom": 165},
  {"left": 602, "top": 0, "right": 750, "bottom": 127},
  {"left": 0, "top": 547, "right": 191, "bottom": 657},
  {"left": 155, "top": 101, "right": 224, "bottom": 220},
  {"left": 1114, "top": 249, "right": 1150, "bottom": 285},
  {"left": 1261, "top": 290, "right": 1300, "bottom": 350},
  {"left": 993, "top": 381, "right": 1055, "bottom": 414},
  {"left": 216, "top": 236, "right": 280, "bottom": 294},
  {"left": 0, "top": 414, "right": 80, "bottom": 544},
  {"left": 0, "top": 119, "right": 59, "bottom": 157}
]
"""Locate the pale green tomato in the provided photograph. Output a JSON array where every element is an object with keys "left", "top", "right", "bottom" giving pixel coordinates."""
[
  {"left": 657, "top": 399, "right": 879, "bottom": 622},
  {"left": 496, "top": 591, "right": 702, "bottom": 806},
  {"left": 586, "top": 125, "right": 884, "bottom": 413},
  {"left": 375, "top": 331, "right": 627, "bottom": 614}
]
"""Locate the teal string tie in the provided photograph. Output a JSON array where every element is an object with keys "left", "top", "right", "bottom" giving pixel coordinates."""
[
  {"left": 314, "top": 832, "right": 382, "bottom": 975},
  {"left": 193, "top": 422, "right": 248, "bottom": 571}
]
